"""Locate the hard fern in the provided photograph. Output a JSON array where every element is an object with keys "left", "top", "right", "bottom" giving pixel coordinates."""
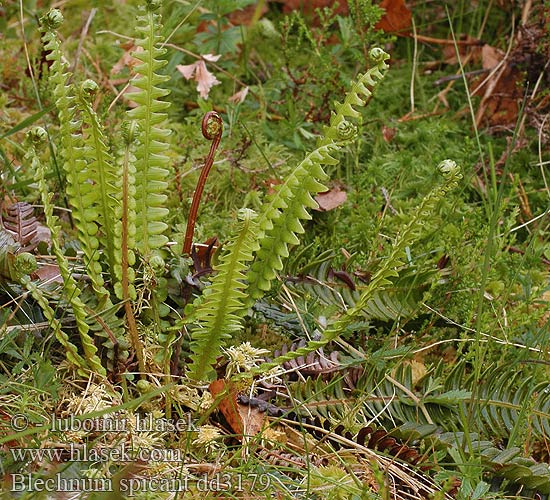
[
  {"left": 113, "top": 121, "right": 139, "bottom": 301},
  {"left": 78, "top": 80, "right": 129, "bottom": 371},
  {"left": 126, "top": 0, "right": 171, "bottom": 258},
  {"left": 24, "top": 128, "right": 105, "bottom": 377},
  {"left": 244, "top": 161, "right": 463, "bottom": 378},
  {"left": 246, "top": 48, "right": 390, "bottom": 301},
  {"left": 188, "top": 209, "right": 260, "bottom": 381},
  {"left": 40, "top": 10, "right": 105, "bottom": 300},
  {"left": 246, "top": 143, "right": 336, "bottom": 299},
  {"left": 286, "top": 253, "right": 438, "bottom": 322},
  {"left": 78, "top": 79, "right": 119, "bottom": 287}
]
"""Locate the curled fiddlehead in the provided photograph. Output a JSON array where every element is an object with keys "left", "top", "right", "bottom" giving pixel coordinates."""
[
  {"left": 318, "top": 47, "right": 390, "bottom": 147},
  {"left": 183, "top": 111, "right": 223, "bottom": 256},
  {"left": 0, "top": 231, "right": 37, "bottom": 283}
]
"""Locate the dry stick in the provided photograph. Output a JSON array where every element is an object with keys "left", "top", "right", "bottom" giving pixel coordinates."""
[
  {"left": 538, "top": 114, "right": 550, "bottom": 198},
  {"left": 70, "top": 8, "right": 97, "bottom": 74},
  {"left": 411, "top": 33, "right": 483, "bottom": 46},
  {"left": 409, "top": 17, "right": 418, "bottom": 115},
  {"left": 183, "top": 112, "right": 223, "bottom": 256}
]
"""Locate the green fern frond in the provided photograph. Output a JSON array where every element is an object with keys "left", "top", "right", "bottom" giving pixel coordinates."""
[
  {"left": 78, "top": 80, "right": 119, "bottom": 284},
  {"left": 247, "top": 49, "right": 390, "bottom": 302},
  {"left": 188, "top": 209, "right": 260, "bottom": 381},
  {"left": 318, "top": 47, "right": 390, "bottom": 147},
  {"left": 244, "top": 161, "right": 462, "bottom": 378},
  {"left": 25, "top": 127, "right": 105, "bottom": 376},
  {"left": 18, "top": 275, "right": 91, "bottom": 376},
  {"left": 287, "top": 255, "right": 438, "bottom": 322},
  {"left": 246, "top": 143, "right": 337, "bottom": 299},
  {"left": 126, "top": 0, "right": 171, "bottom": 258},
  {"left": 40, "top": 10, "right": 105, "bottom": 300},
  {"left": 79, "top": 289, "right": 129, "bottom": 371}
]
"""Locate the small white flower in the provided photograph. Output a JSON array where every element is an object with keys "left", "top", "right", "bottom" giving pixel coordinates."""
[
  {"left": 224, "top": 342, "right": 270, "bottom": 376},
  {"left": 192, "top": 425, "right": 221, "bottom": 452}
]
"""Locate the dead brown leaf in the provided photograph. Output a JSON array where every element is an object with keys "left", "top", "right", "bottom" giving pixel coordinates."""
[
  {"left": 110, "top": 42, "right": 142, "bottom": 76},
  {"left": 442, "top": 34, "right": 479, "bottom": 65},
  {"left": 33, "top": 263, "right": 63, "bottom": 284},
  {"left": 277, "top": 0, "right": 348, "bottom": 15},
  {"left": 382, "top": 125, "right": 397, "bottom": 143},
  {"left": 375, "top": 0, "right": 412, "bottom": 34},
  {"left": 481, "top": 44, "right": 503, "bottom": 70},
  {"left": 314, "top": 186, "right": 347, "bottom": 211},
  {"left": 228, "top": 2, "right": 268, "bottom": 25},
  {"left": 475, "top": 65, "right": 522, "bottom": 128},
  {"left": 209, "top": 380, "right": 265, "bottom": 438}
]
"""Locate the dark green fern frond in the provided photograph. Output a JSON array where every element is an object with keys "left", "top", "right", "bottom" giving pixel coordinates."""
[
  {"left": 188, "top": 209, "right": 260, "bottom": 381},
  {"left": 126, "top": 0, "right": 171, "bottom": 258},
  {"left": 287, "top": 255, "right": 438, "bottom": 322},
  {"left": 247, "top": 48, "right": 390, "bottom": 302},
  {"left": 79, "top": 288, "right": 129, "bottom": 373},
  {"left": 246, "top": 143, "right": 336, "bottom": 299},
  {"left": 40, "top": 10, "right": 105, "bottom": 300},
  {"left": 113, "top": 121, "right": 139, "bottom": 301},
  {"left": 18, "top": 275, "right": 92, "bottom": 376}
]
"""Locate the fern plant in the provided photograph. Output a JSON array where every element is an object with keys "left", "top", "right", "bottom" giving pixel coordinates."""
[
  {"left": 27, "top": 1, "right": 175, "bottom": 377},
  {"left": 187, "top": 208, "right": 259, "bottom": 380},
  {"left": 183, "top": 48, "right": 397, "bottom": 380},
  {"left": 21, "top": 2, "right": 460, "bottom": 392},
  {"left": 125, "top": 0, "right": 171, "bottom": 259}
]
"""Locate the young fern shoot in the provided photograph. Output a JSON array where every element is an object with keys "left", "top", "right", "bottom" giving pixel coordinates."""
[
  {"left": 24, "top": 127, "right": 106, "bottom": 377},
  {"left": 40, "top": 10, "right": 106, "bottom": 300},
  {"left": 188, "top": 209, "right": 260, "bottom": 381}
]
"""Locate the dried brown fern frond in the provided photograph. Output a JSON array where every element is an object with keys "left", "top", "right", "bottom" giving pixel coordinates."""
[{"left": 1, "top": 202, "right": 39, "bottom": 249}]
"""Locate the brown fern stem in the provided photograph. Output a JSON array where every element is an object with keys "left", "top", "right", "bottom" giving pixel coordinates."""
[{"left": 183, "top": 111, "right": 223, "bottom": 256}]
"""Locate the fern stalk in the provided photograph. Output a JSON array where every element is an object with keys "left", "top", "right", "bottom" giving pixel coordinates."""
[
  {"left": 183, "top": 112, "right": 223, "bottom": 255},
  {"left": 40, "top": 10, "right": 105, "bottom": 300},
  {"left": 117, "top": 121, "right": 144, "bottom": 375}
]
